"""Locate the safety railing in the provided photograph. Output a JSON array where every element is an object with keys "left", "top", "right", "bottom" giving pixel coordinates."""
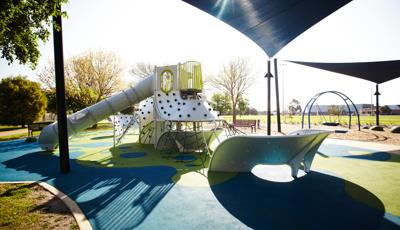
[{"left": 179, "top": 61, "right": 203, "bottom": 92}]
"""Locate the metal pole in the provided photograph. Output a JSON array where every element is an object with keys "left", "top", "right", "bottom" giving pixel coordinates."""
[
  {"left": 274, "top": 59, "right": 281, "bottom": 132},
  {"left": 266, "top": 60, "right": 272, "bottom": 135},
  {"left": 374, "top": 84, "right": 380, "bottom": 126},
  {"left": 281, "top": 64, "right": 285, "bottom": 123},
  {"left": 53, "top": 5, "right": 70, "bottom": 173}
]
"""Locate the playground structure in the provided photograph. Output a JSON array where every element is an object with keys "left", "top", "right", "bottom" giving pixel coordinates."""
[
  {"left": 38, "top": 61, "right": 331, "bottom": 176},
  {"left": 302, "top": 91, "right": 361, "bottom": 131},
  {"left": 39, "top": 61, "right": 225, "bottom": 153}
]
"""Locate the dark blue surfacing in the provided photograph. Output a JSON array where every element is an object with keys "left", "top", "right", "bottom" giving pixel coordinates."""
[
  {"left": 0, "top": 140, "right": 176, "bottom": 230},
  {"left": 209, "top": 171, "right": 397, "bottom": 230},
  {"left": 183, "top": 0, "right": 351, "bottom": 57}
]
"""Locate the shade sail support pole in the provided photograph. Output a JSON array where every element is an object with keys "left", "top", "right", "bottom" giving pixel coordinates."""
[
  {"left": 53, "top": 5, "right": 70, "bottom": 173},
  {"left": 274, "top": 59, "right": 281, "bottom": 133},
  {"left": 266, "top": 60, "right": 272, "bottom": 135},
  {"left": 374, "top": 84, "right": 380, "bottom": 126}
]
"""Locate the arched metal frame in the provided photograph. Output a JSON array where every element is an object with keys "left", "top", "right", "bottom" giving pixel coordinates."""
[{"left": 301, "top": 91, "right": 361, "bottom": 131}]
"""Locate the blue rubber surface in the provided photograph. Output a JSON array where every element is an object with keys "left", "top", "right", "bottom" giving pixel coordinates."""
[
  {"left": 0, "top": 138, "right": 399, "bottom": 229},
  {"left": 319, "top": 144, "right": 392, "bottom": 161},
  {"left": 120, "top": 152, "right": 146, "bottom": 158},
  {"left": 174, "top": 155, "right": 197, "bottom": 161}
]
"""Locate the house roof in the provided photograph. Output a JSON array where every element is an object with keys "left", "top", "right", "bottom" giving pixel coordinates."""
[{"left": 386, "top": 105, "right": 400, "bottom": 110}]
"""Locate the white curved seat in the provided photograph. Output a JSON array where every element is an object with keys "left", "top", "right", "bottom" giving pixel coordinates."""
[{"left": 209, "top": 129, "right": 331, "bottom": 177}]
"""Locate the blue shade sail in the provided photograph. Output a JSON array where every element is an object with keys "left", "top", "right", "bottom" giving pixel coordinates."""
[
  {"left": 183, "top": 0, "right": 351, "bottom": 57},
  {"left": 289, "top": 60, "right": 400, "bottom": 84}
]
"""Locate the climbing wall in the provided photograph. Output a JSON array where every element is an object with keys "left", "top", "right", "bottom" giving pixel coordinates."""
[
  {"left": 154, "top": 90, "right": 218, "bottom": 121},
  {"left": 112, "top": 114, "right": 136, "bottom": 136},
  {"left": 137, "top": 97, "right": 154, "bottom": 128},
  {"left": 137, "top": 97, "right": 155, "bottom": 145}
]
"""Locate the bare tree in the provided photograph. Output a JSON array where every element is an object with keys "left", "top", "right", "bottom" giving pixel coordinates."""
[
  {"left": 38, "top": 50, "right": 124, "bottom": 111},
  {"left": 73, "top": 50, "right": 124, "bottom": 102},
  {"left": 37, "top": 60, "right": 56, "bottom": 89},
  {"left": 130, "top": 62, "right": 155, "bottom": 79},
  {"left": 209, "top": 57, "right": 254, "bottom": 122}
]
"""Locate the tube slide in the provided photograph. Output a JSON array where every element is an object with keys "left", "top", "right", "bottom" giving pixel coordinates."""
[{"left": 38, "top": 75, "right": 154, "bottom": 150}]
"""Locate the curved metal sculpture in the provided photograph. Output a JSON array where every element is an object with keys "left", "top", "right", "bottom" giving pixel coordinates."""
[
  {"left": 301, "top": 91, "right": 361, "bottom": 131},
  {"left": 209, "top": 129, "right": 331, "bottom": 178}
]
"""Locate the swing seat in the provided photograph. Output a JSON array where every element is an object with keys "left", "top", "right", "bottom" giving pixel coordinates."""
[{"left": 322, "top": 122, "right": 339, "bottom": 126}]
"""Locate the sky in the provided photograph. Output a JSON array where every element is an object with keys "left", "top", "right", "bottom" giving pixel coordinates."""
[{"left": 0, "top": 0, "right": 399, "bottom": 111}]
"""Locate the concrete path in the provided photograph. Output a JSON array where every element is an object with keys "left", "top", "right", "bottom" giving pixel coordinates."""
[{"left": 0, "top": 128, "right": 27, "bottom": 137}]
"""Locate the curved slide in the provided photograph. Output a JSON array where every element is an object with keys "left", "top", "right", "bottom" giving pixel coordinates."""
[
  {"left": 38, "top": 75, "right": 154, "bottom": 150},
  {"left": 209, "top": 129, "right": 331, "bottom": 177}
]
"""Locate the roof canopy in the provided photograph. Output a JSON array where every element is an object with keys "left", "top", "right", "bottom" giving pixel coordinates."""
[
  {"left": 288, "top": 60, "right": 400, "bottom": 84},
  {"left": 183, "top": 0, "right": 350, "bottom": 57}
]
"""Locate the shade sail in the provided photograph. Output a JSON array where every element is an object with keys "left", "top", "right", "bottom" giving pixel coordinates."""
[
  {"left": 183, "top": 0, "right": 351, "bottom": 57},
  {"left": 289, "top": 60, "right": 400, "bottom": 84}
]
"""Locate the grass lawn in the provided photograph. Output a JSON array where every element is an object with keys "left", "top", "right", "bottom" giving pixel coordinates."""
[
  {"left": 222, "top": 115, "right": 400, "bottom": 126},
  {"left": 0, "top": 121, "right": 113, "bottom": 142},
  {"left": 0, "top": 131, "right": 40, "bottom": 142},
  {"left": 0, "top": 183, "right": 78, "bottom": 230},
  {"left": 0, "top": 126, "right": 25, "bottom": 132}
]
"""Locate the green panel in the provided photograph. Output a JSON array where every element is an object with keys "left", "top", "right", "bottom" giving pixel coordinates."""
[{"left": 179, "top": 61, "right": 203, "bottom": 92}]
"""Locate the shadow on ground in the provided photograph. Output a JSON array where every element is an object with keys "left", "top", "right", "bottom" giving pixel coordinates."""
[
  {"left": 91, "top": 135, "right": 114, "bottom": 140},
  {"left": 209, "top": 171, "right": 398, "bottom": 230},
  {"left": 318, "top": 143, "right": 400, "bottom": 163},
  {"left": 2, "top": 148, "right": 176, "bottom": 229}
]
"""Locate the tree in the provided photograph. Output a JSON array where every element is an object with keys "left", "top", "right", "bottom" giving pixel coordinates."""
[
  {"left": 44, "top": 90, "right": 57, "bottom": 114},
  {"left": 380, "top": 105, "right": 391, "bottom": 115},
  {"left": 0, "top": 76, "right": 47, "bottom": 127},
  {"left": 130, "top": 62, "right": 155, "bottom": 80},
  {"left": 210, "top": 93, "right": 231, "bottom": 115},
  {"left": 327, "top": 105, "right": 340, "bottom": 115},
  {"left": 209, "top": 57, "right": 254, "bottom": 122},
  {"left": 248, "top": 107, "right": 258, "bottom": 115},
  {"left": 39, "top": 50, "right": 124, "bottom": 112},
  {"left": 288, "top": 99, "right": 302, "bottom": 116},
  {"left": 237, "top": 97, "right": 249, "bottom": 116},
  {"left": 0, "top": 0, "right": 67, "bottom": 68}
]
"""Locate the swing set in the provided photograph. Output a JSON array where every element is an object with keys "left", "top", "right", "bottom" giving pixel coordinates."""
[{"left": 301, "top": 91, "right": 361, "bottom": 131}]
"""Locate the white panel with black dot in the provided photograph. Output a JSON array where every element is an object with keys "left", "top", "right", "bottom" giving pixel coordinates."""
[
  {"left": 137, "top": 97, "right": 154, "bottom": 127},
  {"left": 113, "top": 115, "right": 135, "bottom": 136},
  {"left": 154, "top": 90, "right": 218, "bottom": 121}
]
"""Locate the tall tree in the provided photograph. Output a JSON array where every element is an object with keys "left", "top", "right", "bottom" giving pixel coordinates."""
[
  {"left": 0, "top": 76, "right": 47, "bottom": 127},
  {"left": 0, "top": 0, "right": 67, "bottom": 68},
  {"left": 209, "top": 57, "right": 254, "bottom": 122},
  {"left": 130, "top": 62, "right": 155, "bottom": 80},
  {"left": 39, "top": 50, "right": 124, "bottom": 112}
]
